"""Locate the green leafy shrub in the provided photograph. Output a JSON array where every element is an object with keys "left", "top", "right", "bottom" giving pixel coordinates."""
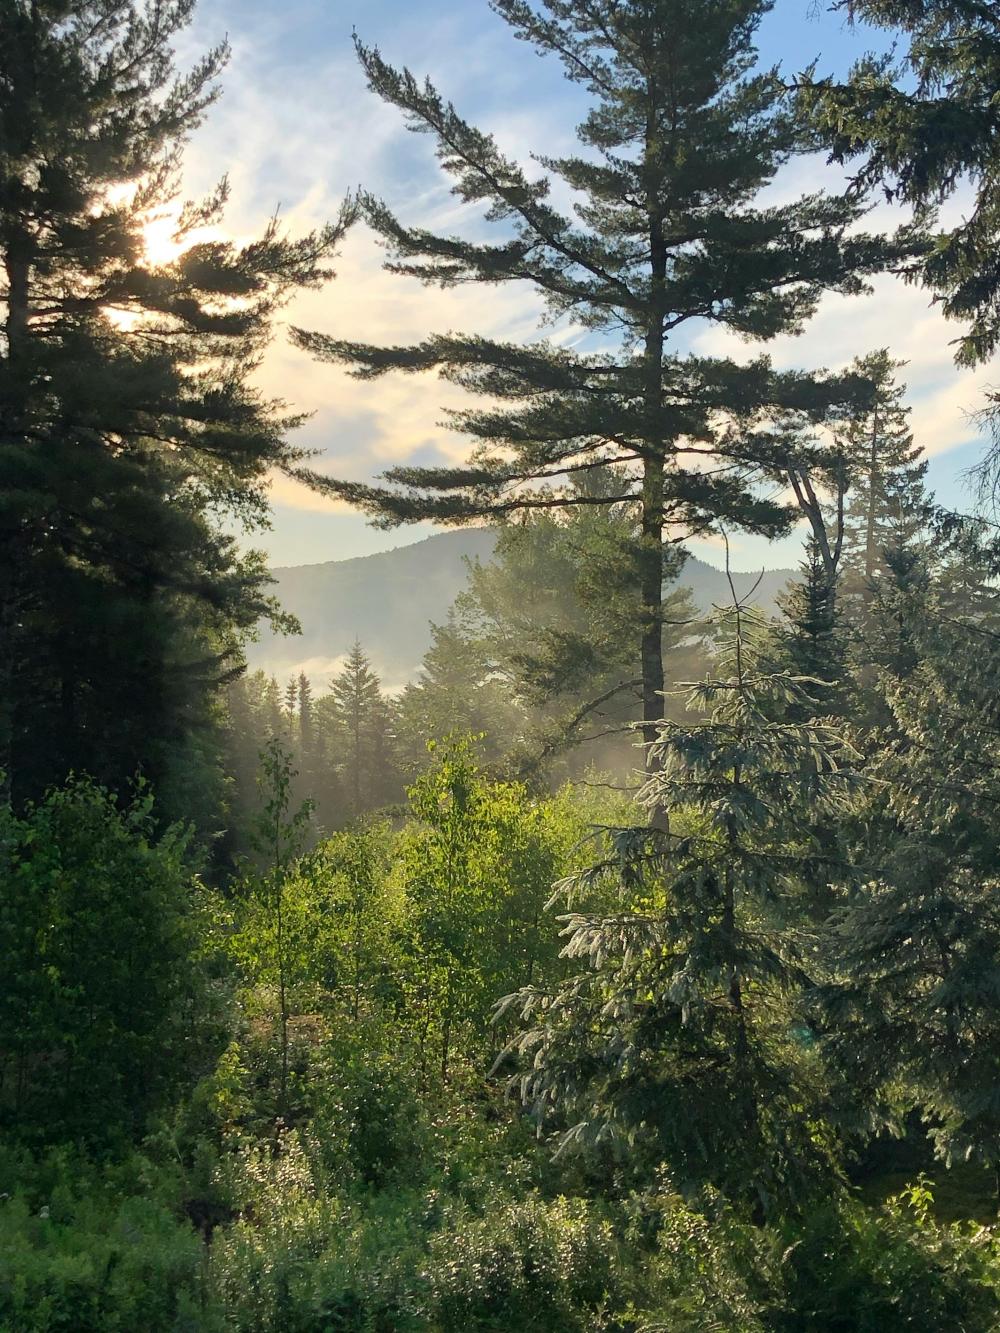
[
  {"left": 773, "top": 1186, "right": 1000, "bottom": 1331},
  {"left": 626, "top": 1184, "right": 774, "bottom": 1331},
  {"left": 0, "top": 779, "right": 224, "bottom": 1146},
  {"left": 424, "top": 1190, "right": 621, "bottom": 1331},
  {"left": 209, "top": 1130, "right": 423, "bottom": 1332},
  {"left": 0, "top": 1173, "right": 218, "bottom": 1333},
  {"left": 308, "top": 1036, "right": 427, "bottom": 1189}
]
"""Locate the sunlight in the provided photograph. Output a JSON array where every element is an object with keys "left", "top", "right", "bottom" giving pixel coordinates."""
[
  {"left": 102, "top": 199, "right": 228, "bottom": 329},
  {"left": 139, "top": 210, "right": 223, "bottom": 268},
  {"left": 103, "top": 185, "right": 225, "bottom": 269}
]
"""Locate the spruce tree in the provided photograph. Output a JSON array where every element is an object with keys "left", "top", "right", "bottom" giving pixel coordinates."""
[
  {"left": 396, "top": 611, "right": 523, "bottom": 771},
  {"left": 0, "top": 0, "right": 353, "bottom": 811},
  {"left": 823, "top": 573, "right": 1000, "bottom": 1195},
  {"left": 331, "top": 641, "right": 391, "bottom": 818},
  {"left": 837, "top": 351, "right": 929, "bottom": 591},
  {"left": 294, "top": 0, "right": 910, "bottom": 769},
  {"left": 777, "top": 537, "right": 847, "bottom": 718},
  {"left": 297, "top": 670, "right": 316, "bottom": 788},
  {"left": 500, "top": 606, "right": 858, "bottom": 1207},
  {"left": 284, "top": 678, "right": 300, "bottom": 721}
]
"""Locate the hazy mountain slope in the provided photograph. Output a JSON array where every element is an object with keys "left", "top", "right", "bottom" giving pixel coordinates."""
[{"left": 246, "top": 529, "right": 796, "bottom": 688}]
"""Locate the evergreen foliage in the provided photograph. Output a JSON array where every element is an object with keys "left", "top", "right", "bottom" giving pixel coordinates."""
[
  {"left": 500, "top": 608, "right": 857, "bottom": 1208},
  {"left": 327, "top": 640, "right": 402, "bottom": 817},
  {"left": 822, "top": 565, "right": 1000, "bottom": 1183},
  {"left": 799, "top": 0, "right": 1000, "bottom": 366},
  {"left": 837, "top": 350, "right": 929, "bottom": 590},
  {"left": 398, "top": 479, "right": 705, "bottom": 780},
  {"left": 294, "top": 0, "right": 913, "bottom": 759},
  {"left": 0, "top": 0, "right": 354, "bottom": 812},
  {"left": 776, "top": 538, "right": 847, "bottom": 717},
  {"left": 6, "top": 1, "right": 1000, "bottom": 1326},
  {"left": 397, "top": 611, "right": 524, "bottom": 771}
]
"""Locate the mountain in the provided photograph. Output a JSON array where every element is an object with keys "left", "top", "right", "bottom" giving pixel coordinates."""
[{"left": 246, "top": 529, "right": 797, "bottom": 689}]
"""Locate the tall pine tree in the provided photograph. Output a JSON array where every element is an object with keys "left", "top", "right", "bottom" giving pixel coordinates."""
[
  {"left": 837, "top": 350, "right": 929, "bottom": 590},
  {"left": 294, "top": 0, "right": 910, "bottom": 772},
  {"left": 431, "top": 470, "right": 704, "bottom": 778},
  {"left": 330, "top": 641, "right": 398, "bottom": 818},
  {"left": 0, "top": 0, "right": 354, "bottom": 812}
]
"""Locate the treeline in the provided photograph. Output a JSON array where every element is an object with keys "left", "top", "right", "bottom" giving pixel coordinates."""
[
  {"left": 6, "top": 502, "right": 1000, "bottom": 1326},
  {"left": 226, "top": 644, "right": 403, "bottom": 845},
  {"left": 227, "top": 345, "right": 931, "bottom": 849},
  {"left": 224, "top": 495, "right": 711, "bottom": 846}
]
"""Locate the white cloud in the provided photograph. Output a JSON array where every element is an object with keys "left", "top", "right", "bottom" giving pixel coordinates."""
[
  {"left": 690, "top": 268, "right": 994, "bottom": 460},
  {"left": 171, "top": 1, "right": 993, "bottom": 566}
]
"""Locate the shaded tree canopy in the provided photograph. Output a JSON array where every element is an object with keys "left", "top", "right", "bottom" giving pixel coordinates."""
[{"left": 0, "top": 0, "right": 354, "bottom": 811}]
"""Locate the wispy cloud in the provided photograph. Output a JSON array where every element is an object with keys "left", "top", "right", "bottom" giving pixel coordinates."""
[
  {"left": 691, "top": 266, "right": 993, "bottom": 461},
  {"left": 174, "top": 0, "right": 992, "bottom": 568}
]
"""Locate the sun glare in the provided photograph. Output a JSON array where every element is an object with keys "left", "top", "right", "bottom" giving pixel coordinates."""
[{"left": 140, "top": 211, "right": 224, "bottom": 268}]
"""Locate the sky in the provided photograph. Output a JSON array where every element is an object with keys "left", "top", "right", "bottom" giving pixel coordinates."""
[{"left": 170, "top": 0, "right": 995, "bottom": 572}]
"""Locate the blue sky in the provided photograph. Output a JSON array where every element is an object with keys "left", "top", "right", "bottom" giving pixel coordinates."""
[{"left": 175, "top": 0, "right": 992, "bottom": 571}]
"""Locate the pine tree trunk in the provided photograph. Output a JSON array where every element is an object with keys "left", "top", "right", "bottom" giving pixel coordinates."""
[
  {"left": 640, "top": 452, "right": 666, "bottom": 760},
  {"left": 0, "top": 574, "right": 15, "bottom": 809},
  {"left": 1, "top": 240, "right": 33, "bottom": 804},
  {"left": 865, "top": 412, "right": 880, "bottom": 586},
  {"left": 641, "top": 86, "right": 668, "bottom": 799}
]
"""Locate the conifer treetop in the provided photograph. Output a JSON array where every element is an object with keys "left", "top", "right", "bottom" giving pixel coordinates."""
[{"left": 295, "top": 0, "right": 920, "bottom": 537}]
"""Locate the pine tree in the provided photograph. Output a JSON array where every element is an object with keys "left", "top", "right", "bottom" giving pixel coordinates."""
[
  {"left": 396, "top": 611, "right": 523, "bottom": 771},
  {"left": 441, "top": 474, "right": 704, "bottom": 778},
  {"left": 298, "top": 672, "right": 314, "bottom": 754},
  {"left": 800, "top": 0, "right": 1000, "bottom": 367},
  {"left": 777, "top": 537, "right": 847, "bottom": 718},
  {"left": 331, "top": 641, "right": 389, "bottom": 818},
  {"left": 837, "top": 351, "right": 929, "bottom": 592},
  {"left": 294, "top": 0, "right": 910, "bottom": 774},
  {"left": 823, "top": 572, "right": 1000, "bottom": 1196},
  {"left": 500, "top": 606, "right": 858, "bottom": 1207},
  {"left": 263, "top": 676, "right": 285, "bottom": 741},
  {"left": 0, "top": 0, "right": 354, "bottom": 812},
  {"left": 846, "top": 540, "right": 930, "bottom": 737},
  {"left": 297, "top": 671, "right": 317, "bottom": 792},
  {"left": 283, "top": 678, "right": 300, "bottom": 722}
]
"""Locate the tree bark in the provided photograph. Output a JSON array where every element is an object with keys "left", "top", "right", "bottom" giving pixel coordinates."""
[
  {"left": 1, "top": 232, "right": 34, "bottom": 805},
  {"left": 639, "top": 453, "right": 665, "bottom": 747},
  {"left": 865, "top": 410, "right": 880, "bottom": 586},
  {"left": 641, "top": 82, "right": 668, "bottom": 809}
]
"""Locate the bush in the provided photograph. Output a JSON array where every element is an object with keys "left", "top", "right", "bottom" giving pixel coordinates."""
[
  {"left": 424, "top": 1189, "right": 621, "bottom": 1331},
  {"left": 627, "top": 1184, "right": 773, "bottom": 1331},
  {"left": 0, "top": 1164, "right": 217, "bottom": 1333},
  {"left": 773, "top": 1185, "right": 1000, "bottom": 1331},
  {"left": 0, "top": 778, "right": 225, "bottom": 1146},
  {"left": 209, "top": 1130, "right": 424, "bottom": 1333}
]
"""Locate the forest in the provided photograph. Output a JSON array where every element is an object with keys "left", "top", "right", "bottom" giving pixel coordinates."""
[{"left": 5, "top": 0, "right": 1000, "bottom": 1328}]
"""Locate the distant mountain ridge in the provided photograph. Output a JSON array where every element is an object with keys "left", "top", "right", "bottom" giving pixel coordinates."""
[{"left": 246, "top": 529, "right": 796, "bottom": 689}]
